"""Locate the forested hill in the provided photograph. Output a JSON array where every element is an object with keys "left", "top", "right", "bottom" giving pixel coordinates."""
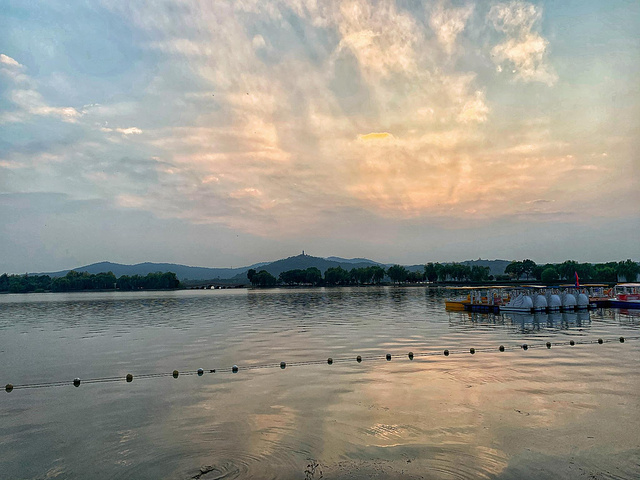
[
  {"left": 459, "top": 259, "right": 511, "bottom": 276},
  {"left": 35, "top": 255, "right": 382, "bottom": 282},
  {"left": 37, "top": 261, "right": 256, "bottom": 282},
  {"left": 230, "top": 254, "right": 383, "bottom": 280},
  {"left": 35, "top": 256, "right": 509, "bottom": 282}
]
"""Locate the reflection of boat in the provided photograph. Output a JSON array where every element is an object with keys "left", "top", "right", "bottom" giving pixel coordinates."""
[
  {"left": 563, "top": 311, "right": 578, "bottom": 324},
  {"left": 507, "top": 313, "right": 535, "bottom": 323},
  {"left": 561, "top": 310, "right": 591, "bottom": 326},
  {"left": 577, "top": 310, "right": 591, "bottom": 326},
  {"left": 610, "top": 283, "right": 640, "bottom": 309},
  {"left": 548, "top": 312, "right": 563, "bottom": 327}
]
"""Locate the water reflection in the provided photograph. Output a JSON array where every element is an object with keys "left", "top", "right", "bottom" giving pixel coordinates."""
[
  {"left": 448, "top": 310, "right": 602, "bottom": 336},
  {"left": 0, "top": 288, "right": 638, "bottom": 479}
]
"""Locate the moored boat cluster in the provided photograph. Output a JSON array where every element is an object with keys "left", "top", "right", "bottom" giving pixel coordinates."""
[{"left": 445, "top": 283, "right": 640, "bottom": 313}]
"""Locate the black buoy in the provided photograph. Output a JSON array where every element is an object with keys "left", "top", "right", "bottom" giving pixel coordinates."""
[
  {"left": 522, "top": 344, "right": 528, "bottom": 350},
  {"left": 598, "top": 338, "right": 603, "bottom": 344},
  {"left": 232, "top": 365, "right": 239, "bottom": 373},
  {"left": 620, "top": 336, "right": 625, "bottom": 343},
  {"left": 327, "top": 357, "right": 333, "bottom": 365},
  {"left": 173, "top": 370, "right": 179, "bottom": 378},
  {"left": 470, "top": 348, "right": 475, "bottom": 355},
  {"left": 386, "top": 353, "right": 391, "bottom": 361},
  {"left": 5, "top": 384, "right": 13, "bottom": 393},
  {"left": 209, "top": 369, "right": 216, "bottom": 373},
  {"left": 408, "top": 352, "right": 414, "bottom": 360},
  {"left": 73, "top": 378, "right": 81, "bottom": 387},
  {"left": 546, "top": 342, "right": 552, "bottom": 349},
  {"left": 126, "top": 374, "right": 133, "bottom": 383},
  {"left": 197, "top": 368, "right": 204, "bottom": 376},
  {"left": 499, "top": 345, "right": 505, "bottom": 352},
  {"left": 570, "top": 340, "right": 575, "bottom": 346},
  {"left": 444, "top": 349, "right": 450, "bottom": 356},
  {"left": 356, "top": 355, "right": 362, "bottom": 363},
  {"left": 280, "top": 362, "right": 286, "bottom": 369}
]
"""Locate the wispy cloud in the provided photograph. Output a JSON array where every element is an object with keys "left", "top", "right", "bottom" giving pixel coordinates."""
[
  {"left": 0, "top": 54, "right": 82, "bottom": 123},
  {"left": 488, "top": 1, "right": 557, "bottom": 85},
  {"left": 429, "top": 1, "right": 474, "bottom": 56},
  {"left": 100, "top": 126, "right": 143, "bottom": 136},
  {"left": 1, "top": 0, "right": 637, "bottom": 268}
]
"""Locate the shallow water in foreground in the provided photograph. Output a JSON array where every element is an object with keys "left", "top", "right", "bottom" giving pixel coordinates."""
[{"left": 1, "top": 287, "right": 639, "bottom": 479}]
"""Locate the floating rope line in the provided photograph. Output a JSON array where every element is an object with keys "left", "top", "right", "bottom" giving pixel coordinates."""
[{"left": 4, "top": 336, "right": 638, "bottom": 393}]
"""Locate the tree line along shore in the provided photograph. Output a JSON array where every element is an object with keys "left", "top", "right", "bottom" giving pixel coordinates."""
[
  {"left": 2, "top": 259, "right": 637, "bottom": 293},
  {"left": 247, "top": 259, "right": 639, "bottom": 287},
  {"left": 0, "top": 270, "right": 180, "bottom": 294}
]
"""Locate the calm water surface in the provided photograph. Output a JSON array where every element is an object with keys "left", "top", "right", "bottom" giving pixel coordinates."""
[{"left": 1, "top": 287, "right": 639, "bottom": 479}]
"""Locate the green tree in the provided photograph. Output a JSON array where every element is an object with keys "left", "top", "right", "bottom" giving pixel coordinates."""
[
  {"left": 387, "top": 265, "right": 408, "bottom": 284},
  {"left": 371, "top": 266, "right": 386, "bottom": 284},
  {"left": 304, "top": 267, "right": 322, "bottom": 285},
  {"left": 470, "top": 265, "right": 490, "bottom": 282},
  {"left": 279, "top": 269, "right": 304, "bottom": 285},
  {"left": 617, "top": 259, "right": 640, "bottom": 282},
  {"left": 532, "top": 264, "right": 545, "bottom": 281},
  {"left": 247, "top": 269, "right": 257, "bottom": 283},
  {"left": 540, "top": 267, "right": 559, "bottom": 283},
  {"left": 325, "top": 266, "right": 350, "bottom": 285},
  {"left": 406, "top": 270, "right": 424, "bottom": 283},
  {"left": 505, "top": 261, "right": 524, "bottom": 280},
  {"left": 557, "top": 260, "right": 578, "bottom": 281},
  {"left": 424, "top": 263, "right": 439, "bottom": 282},
  {"left": 521, "top": 259, "right": 537, "bottom": 280},
  {"left": 594, "top": 265, "right": 617, "bottom": 282},
  {"left": 253, "top": 270, "right": 277, "bottom": 287}
]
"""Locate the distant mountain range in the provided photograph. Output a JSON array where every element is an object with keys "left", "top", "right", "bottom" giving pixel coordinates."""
[{"left": 34, "top": 255, "right": 511, "bottom": 282}]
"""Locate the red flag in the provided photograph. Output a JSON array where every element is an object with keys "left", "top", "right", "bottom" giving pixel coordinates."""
[{"left": 574, "top": 271, "right": 579, "bottom": 288}]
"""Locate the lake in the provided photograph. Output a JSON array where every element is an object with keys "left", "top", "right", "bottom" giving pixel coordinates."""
[{"left": 1, "top": 287, "right": 639, "bottom": 479}]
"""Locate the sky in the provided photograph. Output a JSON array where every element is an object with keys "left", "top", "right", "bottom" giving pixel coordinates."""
[{"left": 1, "top": 0, "right": 639, "bottom": 273}]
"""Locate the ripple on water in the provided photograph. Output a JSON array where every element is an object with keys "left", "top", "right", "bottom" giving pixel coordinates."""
[
  {"left": 1, "top": 289, "right": 639, "bottom": 480},
  {"left": 313, "top": 444, "right": 509, "bottom": 480}
]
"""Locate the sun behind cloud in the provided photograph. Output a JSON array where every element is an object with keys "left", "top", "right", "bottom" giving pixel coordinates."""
[{"left": 358, "top": 132, "right": 393, "bottom": 141}]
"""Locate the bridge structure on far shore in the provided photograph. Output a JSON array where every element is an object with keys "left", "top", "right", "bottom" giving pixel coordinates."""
[{"left": 185, "top": 281, "right": 247, "bottom": 290}]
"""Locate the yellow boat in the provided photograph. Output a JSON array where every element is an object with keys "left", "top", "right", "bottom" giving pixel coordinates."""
[
  {"left": 445, "top": 297, "right": 469, "bottom": 311},
  {"left": 445, "top": 286, "right": 511, "bottom": 312}
]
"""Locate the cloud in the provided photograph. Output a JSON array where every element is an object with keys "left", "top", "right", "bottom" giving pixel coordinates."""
[
  {"left": 4, "top": 89, "right": 81, "bottom": 123},
  {"left": 100, "top": 126, "right": 143, "bottom": 135},
  {"left": 458, "top": 90, "right": 489, "bottom": 123},
  {"left": 0, "top": 53, "right": 31, "bottom": 87},
  {"left": 80, "top": 1, "right": 524, "bottom": 232},
  {"left": 252, "top": 35, "right": 267, "bottom": 50},
  {"left": 0, "top": 55, "right": 82, "bottom": 123},
  {"left": 429, "top": 1, "right": 474, "bottom": 55},
  {"left": 488, "top": 1, "right": 557, "bottom": 85},
  {"left": 0, "top": 54, "right": 22, "bottom": 67},
  {"left": 2, "top": 0, "right": 632, "bottom": 246},
  {"left": 330, "top": 0, "right": 422, "bottom": 80}
]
